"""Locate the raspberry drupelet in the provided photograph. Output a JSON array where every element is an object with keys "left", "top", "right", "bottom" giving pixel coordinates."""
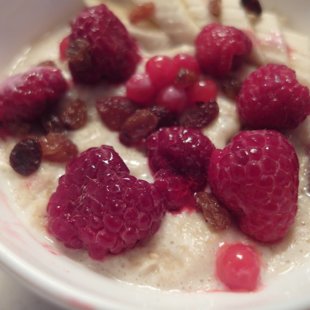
[{"left": 208, "top": 130, "right": 299, "bottom": 243}]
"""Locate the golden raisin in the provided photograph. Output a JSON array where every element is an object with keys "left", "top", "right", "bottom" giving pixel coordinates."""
[
  {"left": 209, "top": 0, "right": 221, "bottom": 17},
  {"left": 129, "top": 2, "right": 155, "bottom": 24},
  {"left": 59, "top": 99, "right": 87, "bottom": 130}
]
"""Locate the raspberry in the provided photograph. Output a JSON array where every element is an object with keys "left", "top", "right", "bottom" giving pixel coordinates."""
[
  {"left": 59, "top": 36, "right": 69, "bottom": 61},
  {"left": 96, "top": 96, "right": 137, "bottom": 131},
  {"left": 237, "top": 64, "right": 310, "bottom": 130},
  {"left": 174, "top": 69, "right": 199, "bottom": 89},
  {"left": 126, "top": 73, "right": 155, "bottom": 106},
  {"left": 47, "top": 146, "right": 165, "bottom": 259},
  {"left": 195, "top": 23, "right": 252, "bottom": 77},
  {"left": 172, "top": 54, "right": 200, "bottom": 75},
  {"left": 147, "top": 127, "right": 215, "bottom": 191},
  {"left": 156, "top": 86, "right": 188, "bottom": 113},
  {"left": 68, "top": 4, "right": 140, "bottom": 84},
  {"left": 0, "top": 66, "right": 68, "bottom": 122},
  {"left": 208, "top": 130, "right": 299, "bottom": 242},
  {"left": 154, "top": 170, "right": 196, "bottom": 212},
  {"left": 188, "top": 80, "right": 218, "bottom": 105},
  {"left": 216, "top": 243, "right": 261, "bottom": 291},
  {"left": 10, "top": 138, "right": 42, "bottom": 176}
]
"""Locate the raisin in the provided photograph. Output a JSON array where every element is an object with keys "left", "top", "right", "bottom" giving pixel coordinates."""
[
  {"left": 149, "top": 105, "right": 178, "bottom": 128},
  {"left": 195, "top": 192, "right": 231, "bottom": 231},
  {"left": 175, "top": 69, "right": 199, "bottom": 89},
  {"left": 209, "top": 0, "right": 221, "bottom": 17},
  {"left": 39, "top": 133, "right": 78, "bottom": 163},
  {"left": 241, "top": 0, "right": 262, "bottom": 16},
  {"left": 179, "top": 101, "right": 219, "bottom": 129},
  {"left": 4, "top": 121, "right": 32, "bottom": 137},
  {"left": 120, "top": 109, "right": 158, "bottom": 146},
  {"left": 129, "top": 2, "right": 155, "bottom": 24},
  {"left": 38, "top": 60, "right": 57, "bottom": 68},
  {"left": 96, "top": 96, "right": 137, "bottom": 131},
  {"left": 10, "top": 138, "right": 42, "bottom": 176},
  {"left": 220, "top": 76, "right": 242, "bottom": 100},
  {"left": 41, "top": 112, "right": 65, "bottom": 133},
  {"left": 59, "top": 99, "right": 87, "bottom": 130}
]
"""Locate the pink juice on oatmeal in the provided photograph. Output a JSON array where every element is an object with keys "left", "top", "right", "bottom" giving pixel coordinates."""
[{"left": 0, "top": 0, "right": 310, "bottom": 292}]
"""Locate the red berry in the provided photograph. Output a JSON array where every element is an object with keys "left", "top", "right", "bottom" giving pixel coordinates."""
[
  {"left": 146, "top": 56, "right": 177, "bottom": 90},
  {"left": 208, "top": 130, "right": 299, "bottom": 242},
  {"left": 216, "top": 243, "right": 260, "bottom": 291},
  {"left": 47, "top": 146, "right": 165, "bottom": 259},
  {"left": 0, "top": 66, "right": 68, "bottom": 122},
  {"left": 68, "top": 4, "right": 140, "bottom": 84},
  {"left": 172, "top": 54, "right": 200, "bottom": 75},
  {"left": 156, "top": 86, "right": 188, "bottom": 113},
  {"left": 238, "top": 64, "right": 310, "bottom": 130},
  {"left": 195, "top": 23, "right": 252, "bottom": 77},
  {"left": 154, "top": 169, "right": 196, "bottom": 212},
  {"left": 189, "top": 80, "right": 218, "bottom": 104},
  {"left": 147, "top": 127, "right": 215, "bottom": 191},
  {"left": 59, "top": 36, "right": 69, "bottom": 61},
  {"left": 126, "top": 73, "right": 155, "bottom": 106}
]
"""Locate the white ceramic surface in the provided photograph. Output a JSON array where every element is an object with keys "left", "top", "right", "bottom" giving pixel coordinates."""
[{"left": 0, "top": 1, "right": 310, "bottom": 309}]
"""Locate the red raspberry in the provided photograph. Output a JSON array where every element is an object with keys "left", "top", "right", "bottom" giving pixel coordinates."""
[
  {"left": 68, "top": 5, "right": 140, "bottom": 84},
  {"left": 237, "top": 64, "right": 310, "bottom": 130},
  {"left": 195, "top": 23, "right": 252, "bottom": 77},
  {"left": 47, "top": 145, "right": 165, "bottom": 260},
  {"left": 208, "top": 130, "right": 299, "bottom": 243},
  {"left": 0, "top": 66, "right": 68, "bottom": 122},
  {"left": 154, "top": 169, "right": 196, "bottom": 212},
  {"left": 216, "top": 243, "right": 261, "bottom": 291},
  {"left": 147, "top": 127, "right": 215, "bottom": 191}
]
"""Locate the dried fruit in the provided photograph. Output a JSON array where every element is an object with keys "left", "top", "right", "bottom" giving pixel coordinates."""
[
  {"left": 241, "top": 0, "right": 262, "bottom": 16},
  {"left": 59, "top": 99, "right": 87, "bottom": 130},
  {"left": 39, "top": 133, "right": 78, "bottom": 163},
  {"left": 220, "top": 76, "right": 242, "bottom": 99},
  {"left": 10, "top": 138, "right": 42, "bottom": 176},
  {"left": 149, "top": 105, "right": 178, "bottom": 128},
  {"left": 120, "top": 109, "right": 158, "bottom": 146},
  {"left": 179, "top": 101, "right": 219, "bottom": 128},
  {"left": 96, "top": 96, "right": 137, "bottom": 131},
  {"left": 129, "top": 2, "right": 156, "bottom": 24},
  {"left": 41, "top": 112, "right": 64, "bottom": 133},
  {"left": 195, "top": 191, "right": 231, "bottom": 231},
  {"left": 209, "top": 0, "right": 221, "bottom": 17}
]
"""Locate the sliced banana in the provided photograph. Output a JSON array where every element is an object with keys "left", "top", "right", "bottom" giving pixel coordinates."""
[
  {"left": 284, "top": 30, "right": 310, "bottom": 86},
  {"left": 182, "top": 0, "right": 216, "bottom": 29},
  {"left": 254, "top": 12, "right": 289, "bottom": 65},
  {"left": 132, "top": 0, "right": 200, "bottom": 44}
]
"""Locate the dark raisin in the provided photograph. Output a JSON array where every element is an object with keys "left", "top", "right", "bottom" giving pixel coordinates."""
[
  {"left": 129, "top": 2, "right": 155, "bottom": 24},
  {"left": 179, "top": 101, "right": 219, "bottom": 128},
  {"left": 59, "top": 99, "right": 87, "bottom": 130},
  {"left": 10, "top": 138, "right": 42, "bottom": 176},
  {"left": 149, "top": 105, "right": 178, "bottom": 128},
  {"left": 120, "top": 109, "right": 158, "bottom": 146},
  {"left": 241, "top": 0, "right": 262, "bottom": 16},
  {"left": 96, "top": 96, "right": 137, "bottom": 131},
  {"left": 209, "top": 0, "right": 221, "bottom": 17},
  {"left": 220, "top": 76, "right": 242, "bottom": 100},
  {"left": 175, "top": 69, "right": 199, "bottom": 89},
  {"left": 39, "top": 133, "right": 78, "bottom": 163},
  {"left": 195, "top": 192, "right": 231, "bottom": 231},
  {"left": 41, "top": 112, "right": 65, "bottom": 133}
]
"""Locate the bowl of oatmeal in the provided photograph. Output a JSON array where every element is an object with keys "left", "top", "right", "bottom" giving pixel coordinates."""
[{"left": 1, "top": 0, "right": 310, "bottom": 309}]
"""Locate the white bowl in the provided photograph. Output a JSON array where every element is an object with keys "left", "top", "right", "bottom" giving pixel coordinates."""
[{"left": 0, "top": 1, "right": 310, "bottom": 309}]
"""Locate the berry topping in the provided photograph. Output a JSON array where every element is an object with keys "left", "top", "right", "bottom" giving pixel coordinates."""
[
  {"left": 120, "top": 109, "right": 158, "bottom": 146},
  {"left": 39, "top": 133, "right": 78, "bottom": 163},
  {"left": 147, "top": 127, "right": 215, "bottom": 191},
  {"left": 154, "top": 169, "right": 196, "bottom": 212},
  {"left": 189, "top": 80, "right": 218, "bottom": 105},
  {"left": 208, "top": 130, "right": 299, "bottom": 242},
  {"left": 156, "top": 86, "right": 188, "bottom": 113},
  {"left": 216, "top": 243, "right": 261, "bottom": 291},
  {"left": 179, "top": 101, "right": 219, "bottom": 129},
  {"left": 146, "top": 56, "right": 177, "bottom": 90},
  {"left": 126, "top": 73, "right": 155, "bottom": 106},
  {"left": 58, "top": 98, "right": 88, "bottom": 130},
  {"left": 96, "top": 96, "right": 137, "bottom": 131},
  {"left": 10, "top": 138, "right": 42, "bottom": 176},
  {"left": 195, "top": 192, "right": 231, "bottom": 231},
  {"left": 59, "top": 36, "right": 69, "bottom": 61},
  {"left": 47, "top": 146, "right": 165, "bottom": 259},
  {"left": 237, "top": 64, "right": 310, "bottom": 130},
  {"left": 0, "top": 66, "right": 68, "bottom": 122},
  {"left": 195, "top": 23, "right": 252, "bottom": 77},
  {"left": 68, "top": 4, "right": 140, "bottom": 84}
]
